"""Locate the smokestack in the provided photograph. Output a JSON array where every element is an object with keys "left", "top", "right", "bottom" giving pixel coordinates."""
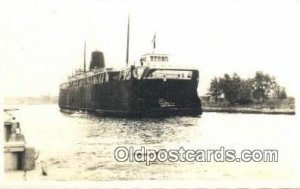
[{"left": 89, "top": 51, "right": 105, "bottom": 70}]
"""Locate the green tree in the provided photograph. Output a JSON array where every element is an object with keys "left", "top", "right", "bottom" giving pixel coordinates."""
[
  {"left": 207, "top": 71, "right": 286, "bottom": 105},
  {"left": 219, "top": 73, "right": 241, "bottom": 104},
  {"left": 251, "top": 71, "right": 277, "bottom": 103},
  {"left": 208, "top": 77, "right": 222, "bottom": 101},
  {"left": 275, "top": 87, "right": 287, "bottom": 100}
]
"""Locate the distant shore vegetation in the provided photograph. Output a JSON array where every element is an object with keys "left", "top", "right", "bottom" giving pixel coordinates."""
[
  {"left": 207, "top": 71, "right": 289, "bottom": 104},
  {"left": 4, "top": 96, "right": 58, "bottom": 105},
  {"left": 203, "top": 71, "right": 295, "bottom": 114}
]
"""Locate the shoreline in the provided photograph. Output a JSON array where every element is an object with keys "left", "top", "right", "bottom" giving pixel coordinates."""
[{"left": 202, "top": 106, "right": 295, "bottom": 115}]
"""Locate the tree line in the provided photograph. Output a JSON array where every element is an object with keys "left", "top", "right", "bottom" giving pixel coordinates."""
[{"left": 208, "top": 71, "right": 287, "bottom": 104}]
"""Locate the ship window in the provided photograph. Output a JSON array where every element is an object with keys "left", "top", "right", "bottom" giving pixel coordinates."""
[
  {"left": 146, "top": 70, "right": 193, "bottom": 79},
  {"left": 165, "top": 57, "right": 168, "bottom": 61},
  {"left": 150, "top": 56, "right": 154, "bottom": 61}
]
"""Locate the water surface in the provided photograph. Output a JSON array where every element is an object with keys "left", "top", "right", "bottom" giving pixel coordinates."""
[{"left": 5, "top": 104, "right": 297, "bottom": 181}]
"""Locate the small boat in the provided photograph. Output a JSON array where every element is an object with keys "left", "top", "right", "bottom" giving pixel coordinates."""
[{"left": 3, "top": 108, "right": 36, "bottom": 172}]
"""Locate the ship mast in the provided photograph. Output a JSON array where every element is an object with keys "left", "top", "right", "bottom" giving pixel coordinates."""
[
  {"left": 83, "top": 40, "right": 86, "bottom": 72},
  {"left": 152, "top": 32, "right": 156, "bottom": 54},
  {"left": 126, "top": 16, "right": 130, "bottom": 67}
]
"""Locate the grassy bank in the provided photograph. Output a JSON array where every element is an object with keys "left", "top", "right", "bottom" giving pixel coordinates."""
[{"left": 201, "top": 97, "right": 295, "bottom": 115}]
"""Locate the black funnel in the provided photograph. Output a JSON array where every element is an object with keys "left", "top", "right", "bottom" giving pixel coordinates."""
[{"left": 89, "top": 51, "right": 105, "bottom": 70}]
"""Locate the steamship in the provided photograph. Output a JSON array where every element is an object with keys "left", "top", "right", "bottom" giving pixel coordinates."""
[{"left": 59, "top": 20, "right": 202, "bottom": 117}]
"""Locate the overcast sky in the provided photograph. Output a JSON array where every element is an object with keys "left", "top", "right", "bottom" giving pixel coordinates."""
[{"left": 1, "top": 0, "right": 299, "bottom": 97}]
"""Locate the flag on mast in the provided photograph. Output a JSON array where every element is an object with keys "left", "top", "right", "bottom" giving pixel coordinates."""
[{"left": 152, "top": 33, "right": 156, "bottom": 50}]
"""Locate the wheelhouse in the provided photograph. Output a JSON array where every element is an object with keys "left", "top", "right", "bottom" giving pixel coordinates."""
[{"left": 140, "top": 54, "right": 169, "bottom": 67}]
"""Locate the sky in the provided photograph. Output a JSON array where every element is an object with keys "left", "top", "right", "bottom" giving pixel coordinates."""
[{"left": 1, "top": 0, "right": 299, "bottom": 97}]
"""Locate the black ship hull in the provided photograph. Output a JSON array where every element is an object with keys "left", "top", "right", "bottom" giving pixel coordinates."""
[{"left": 59, "top": 79, "right": 202, "bottom": 117}]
